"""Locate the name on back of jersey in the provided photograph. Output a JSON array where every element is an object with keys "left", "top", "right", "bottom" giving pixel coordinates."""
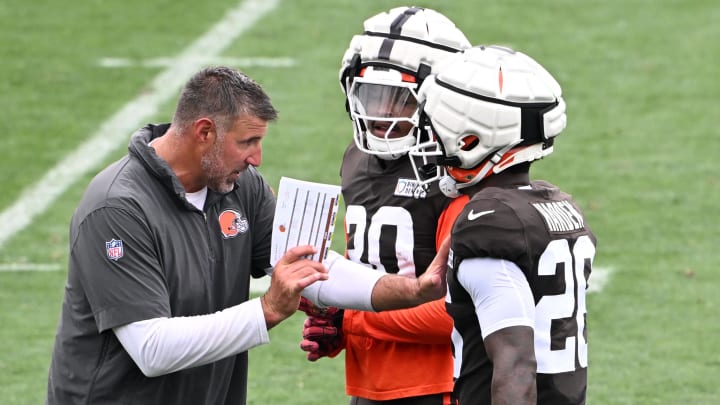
[
  {"left": 532, "top": 200, "right": 585, "bottom": 233},
  {"left": 394, "top": 178, "right": 429, "bottom": 199}
]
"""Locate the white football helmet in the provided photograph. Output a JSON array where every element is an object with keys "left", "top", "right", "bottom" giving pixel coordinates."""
[
  {"left": 409, "top": 45, "right": 567, "bottom": 196},
  {"left": 339, "top": 6, "right": 471, "bottom": 160}
]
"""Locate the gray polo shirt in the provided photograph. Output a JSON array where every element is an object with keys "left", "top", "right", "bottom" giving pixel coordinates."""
[{"left": 47, "top": 124, "right": 275, "bottom": 404}]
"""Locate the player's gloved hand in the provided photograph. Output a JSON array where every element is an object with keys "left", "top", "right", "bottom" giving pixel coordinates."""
[
  {"left": 300, "top": 315, "right": 345, "bottom": 361},
  {"left": 297, "top": 297, "right": 344, "bottom": 361},
  {"left": 298, "top": 296, "right": 342, "bottom": 318}
]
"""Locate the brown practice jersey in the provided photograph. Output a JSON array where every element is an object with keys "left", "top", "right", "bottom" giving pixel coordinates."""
[
  {"left": 446, "top": 180, "right": 596, "bottom": 405},
  {"left": 341, "top": 143, "right": 450, "bottom": 277},
  {"left": 339, "top": 143, "right": 456, "bottom": 400}
]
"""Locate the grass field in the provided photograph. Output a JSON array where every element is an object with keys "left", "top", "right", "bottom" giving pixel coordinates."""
[{"left": 1, "top": 0, "right": 719, "bottom": 404}]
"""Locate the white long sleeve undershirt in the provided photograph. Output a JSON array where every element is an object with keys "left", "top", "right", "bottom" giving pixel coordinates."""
[
  {"left": 115, "top": 251, "right": 385, "bottom": 377},
  {"left": 113, "top": 297, "right": 269, "bottom": 377}
]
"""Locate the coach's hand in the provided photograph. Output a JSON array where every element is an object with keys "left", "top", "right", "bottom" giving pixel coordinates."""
[{"left": 262, "top": 245, "right": 328, "bottom": 329}]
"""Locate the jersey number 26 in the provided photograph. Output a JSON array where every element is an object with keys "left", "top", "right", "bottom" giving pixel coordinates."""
[{"left": 536, "top": 235, "right": 595, "bottom": 373}]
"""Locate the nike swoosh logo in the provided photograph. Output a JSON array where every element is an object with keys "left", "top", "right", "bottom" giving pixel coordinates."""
[{"left": 468, "top": 209, "right": 495, "bottom": 221}]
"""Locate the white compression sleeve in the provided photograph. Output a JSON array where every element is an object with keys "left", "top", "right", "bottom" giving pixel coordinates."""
[
  {"left": 301, "top": 250, "right": 384, "bottom": 311},
  {"left": 456, "top": 257, "right": 535, "bottom": 339},
  {"left": 113, "top": 297, "right": 269, "bottom": 377}
]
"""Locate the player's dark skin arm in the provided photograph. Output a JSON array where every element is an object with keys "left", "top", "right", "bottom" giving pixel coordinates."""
[
  {"left": 484, "top": 325, "right": 537, "bottom": 405},
  {"left": 369, "top": 237, "right": 450, "bottom": 311}
]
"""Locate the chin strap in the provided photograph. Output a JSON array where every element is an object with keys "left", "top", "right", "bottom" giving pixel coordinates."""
[
  {"left": 438, "top": 176, "right": 463, "bottom": 198},
  {"left": 440, "top": 143, "right": 517, "bottom": 197},
  {"left": 440, "top": 142, "right": 552, "bottom": 198}
]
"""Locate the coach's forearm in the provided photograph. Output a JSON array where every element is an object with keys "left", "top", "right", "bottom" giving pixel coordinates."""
[{"left": 114, "top": 298, "right": 269, "bottom": 377}]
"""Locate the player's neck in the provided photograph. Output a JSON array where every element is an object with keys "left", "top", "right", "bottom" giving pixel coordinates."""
[{"left": 468, "top": 166, "right": 531, "bottom": 194}]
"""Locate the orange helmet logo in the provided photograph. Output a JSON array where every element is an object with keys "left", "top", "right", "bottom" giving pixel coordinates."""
[{"left": 218, "top": 209, "right": 249, "bottom": 239}]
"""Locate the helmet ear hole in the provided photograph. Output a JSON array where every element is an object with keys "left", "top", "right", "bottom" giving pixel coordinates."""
[
  {"left": 460, "top": 135, "right": 479, "bottom": 151},
  {"left": 341, "top": 53, "right": 362, "bottom": 94},
  {"left": 417, "top": 102, "right": 431, "bottom": 143}
]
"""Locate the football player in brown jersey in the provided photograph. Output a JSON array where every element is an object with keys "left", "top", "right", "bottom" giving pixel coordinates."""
[
  {"left": 299, "top": 6, "right": 472, "bottom": 405},
  {"left": 409, "top": 45, "right": 597, "bottom": 404}
]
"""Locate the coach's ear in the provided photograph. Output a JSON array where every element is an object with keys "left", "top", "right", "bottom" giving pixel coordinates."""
[{"left": 193, "top": 117, "right": 217, "bottom": 145}]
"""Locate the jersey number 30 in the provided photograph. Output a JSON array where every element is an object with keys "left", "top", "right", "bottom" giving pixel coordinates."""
[{"left": 344, "top": 205, "right": 413, "bottom": 275}]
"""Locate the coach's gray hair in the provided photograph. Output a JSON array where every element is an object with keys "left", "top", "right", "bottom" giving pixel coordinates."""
[{"left": 172, "top": 66, "right": 278, "bottom": 132}]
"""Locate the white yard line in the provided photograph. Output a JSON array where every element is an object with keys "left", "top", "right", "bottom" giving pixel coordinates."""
[
  {"left": 98, "top": 56, "right": 296, "bottom": 69},
  {"left": 0, "top": 260, "right": 272, "bottom": 292},
  {"left": 587, "top": 267, "right": 613, "bottom": 294},
  {"left": 247, "top": 267, "right": 614, "bottom": 295},
  {"left": 250, "top": 276, "right": 271, "bottom": 293},
  {"left": 0, "top": 0, "right": 280, "bottom": 249},
  {"left": 0, "top": 263, "right": 63, "bottom": 272},
  {"left": 1, "top": 262, "right": 613, "bottom": 296}
]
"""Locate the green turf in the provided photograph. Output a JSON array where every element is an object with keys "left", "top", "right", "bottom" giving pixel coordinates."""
[{"left": 1, "top": 0, "right": 718, "bottom": 403}]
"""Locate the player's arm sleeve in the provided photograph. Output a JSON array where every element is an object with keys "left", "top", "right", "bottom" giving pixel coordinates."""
[
  {"left": 456, "top": 257, "right": 535, "bottom": 339},
  {"left": 113, "top": 297, "right": 269, "bottom": 377},
  {"left": 338, "top": 199, "right": 466, "bottom": 342},
  {"left": 344, "top": 298, "right": 452, "bottom": 344},
  {"left": 301, "top": 251, "right": 384, "bottom": 311}
]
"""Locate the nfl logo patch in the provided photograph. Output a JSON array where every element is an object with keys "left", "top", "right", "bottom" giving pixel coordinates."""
[{"left": 106, "top": 239, "right": 124, "bottom": 261}]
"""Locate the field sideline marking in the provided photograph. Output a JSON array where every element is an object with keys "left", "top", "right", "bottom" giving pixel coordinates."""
[
  {"left": 222, "top": 267, "right": 615, "bottom": 294},
  {"left": 0, "top": 263, "right": 63, "bottom": 272},
  {"left": 0, "top": 261, "right": 272, "bottom": 292},
  {"left": 1, "top": 263, "right": 613, "bottom": 295},
  {"left": 587, "top": 266, "right": 613, "bottom": 294},
  {"left": 98, "top": 56, "right": 296, "bottom": 69},
  {"left": 0, "top": 0, "right": 280, "bottom": 249}
]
